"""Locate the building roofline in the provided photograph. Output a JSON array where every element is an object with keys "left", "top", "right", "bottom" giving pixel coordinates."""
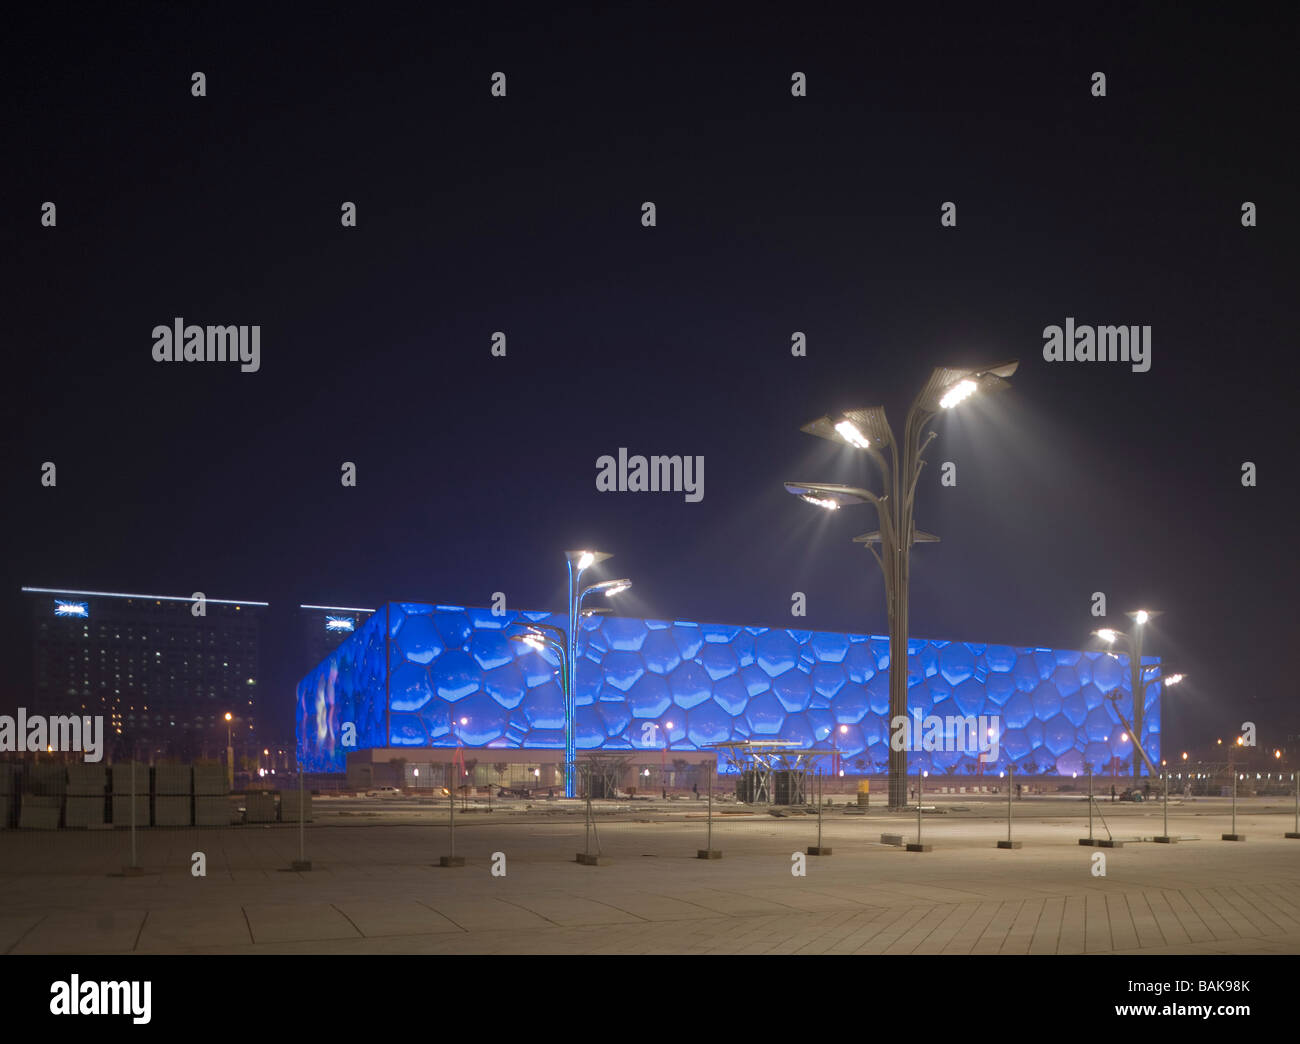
[{"left": 22, "top": 586, "right": 269, "bottom": 607}]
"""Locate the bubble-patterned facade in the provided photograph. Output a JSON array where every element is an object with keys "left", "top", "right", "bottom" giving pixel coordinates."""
[{"left": 296, "top": 603, "right": 1161, "bottom": 775}]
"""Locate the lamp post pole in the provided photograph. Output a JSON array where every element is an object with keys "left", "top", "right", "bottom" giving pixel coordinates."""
[{"left": 785, "top": 361, "right": 1019, "bottom": 808}]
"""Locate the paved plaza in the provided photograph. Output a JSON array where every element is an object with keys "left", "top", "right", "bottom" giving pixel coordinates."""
[{"left": 2, "top": 796, "right": 1297, "bottom": 955}]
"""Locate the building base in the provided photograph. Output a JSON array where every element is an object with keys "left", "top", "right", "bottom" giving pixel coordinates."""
[
  {"left": 696, "top": 849, "right": 722, "bottom": 859},
  {"left": 996, "top": 840, "right": 1022, "bottom": 849}
]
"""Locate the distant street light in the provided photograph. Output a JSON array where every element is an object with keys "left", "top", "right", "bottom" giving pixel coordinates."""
[
  {"left": 508, "top": 552, "right": 632, "bottom": 798},
  {"left": 1092, "top": 611, "right": 1177, "bottom": 782},
  {"left": 785, "top": 360, "right": 1019, "bottom": 808}
]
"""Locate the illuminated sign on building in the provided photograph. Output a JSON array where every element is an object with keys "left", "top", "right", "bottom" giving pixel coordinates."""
[
  {"left": 54, "top": 600, "right": 90, "bottom": 618},
  {"left": 325, "top": 616, "right": 356, "bottom": 633}
]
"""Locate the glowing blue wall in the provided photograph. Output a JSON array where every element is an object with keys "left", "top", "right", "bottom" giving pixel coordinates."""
[{"left": 296, "top": 603, "right": 1161, "bottom": 775}]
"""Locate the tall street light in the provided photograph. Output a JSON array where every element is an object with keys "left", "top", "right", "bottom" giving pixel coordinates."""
[
  {"left": 785, "top": 361, "right": 1018, "bottom": 809},
  {"left": 512, "top": 553, "right": 632, "bottom": 798},
  {"left": 224, "top": 712, "right": 234, "bottom": 790},
  {"left": 1094, "top": 611, "right": 1177, "bottom": 781}
]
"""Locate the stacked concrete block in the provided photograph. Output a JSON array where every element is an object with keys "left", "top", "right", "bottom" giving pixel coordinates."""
[
  {"left": 111, "top": 762, "right": 150, "bottom": 828},
  {"left": 279, "top": 787, "right": 312, "bottom": 823},
  {"left": 244, "top": 791, "right": 277, "bottom": 823},
  {"left": 0, "top": 765, "right": 13, "bottom": 828},
  {"left": 193, "top": 763, "right": 231, "bottom": 826},
  {"left": 153, "top": 763, "right": 192, "bottom": 826},
  {"left": 65, "top": 764, "right": 107, "bottom": 828},
  {"left": 20, "top": 764, "right": 66, "bottom": 829}
]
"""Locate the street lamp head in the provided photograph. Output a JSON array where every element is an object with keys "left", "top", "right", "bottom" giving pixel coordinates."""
[
  {"left": 584, "top": 578, "right": 631, "bottom": 598},
  {"left": 918, "top": 360, "right": 1018, "bottom": 413},
  {"left": 1164, "top": 673, "right": 1184, "bottom": 687},
  {"left": 800, "top": 407, "right": 892, "bottom": 450},
  {"left": 1133, "top": 609, "right": 1150, "bottom": 625},
  {"left": 566, "top": 549, "right": 612, "bottom": 571},
  {"left": 1095, "top": 628, "right": 1119, "bottom": 644},
  {"left": 784, "top": 481, "right": 875, "bottom": 509},
  {"left": 224, "top": 712, "right": 232, "bottom": 722}
]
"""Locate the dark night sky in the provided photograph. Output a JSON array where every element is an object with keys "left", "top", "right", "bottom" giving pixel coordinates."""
[{"left": 5, "top": 4, "right": 1297, "bottom": 752}]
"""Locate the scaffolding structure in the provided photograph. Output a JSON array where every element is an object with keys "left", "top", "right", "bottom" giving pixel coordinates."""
[{"left": 707, "top": 740, "right": 815, "bottom": 805}]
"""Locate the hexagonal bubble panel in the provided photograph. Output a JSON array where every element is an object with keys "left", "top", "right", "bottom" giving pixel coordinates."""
[
  {"left": 669, "top": 660, "right": 713, "bottom": 710},
  {"left": 702, "top": 623, "right": 742, "bottom": 644},
  {"left": 1090, "top": 654, "right": 1124, "bottom": 692},
  {"left": 453, "top": 693, "right": 508, "bottom": 745},
  {"left": 755, "top": 629, "right": 799, "bottom": 677},
  {"left": 522, "top": 680, "right": 566, "bottom": 730},
  {"left": 845, "top": 641, "right": 877, "bottom": 684},
  {"left": 870, "top": 638, "right": 892, "bottom": 670},
  {"left": 1032, "top": 681, "right": 1063, "bottom": 721},
  {"left": 1042, "top": 714, "right": 1076, "bottom": 757},
  {"left": 985, "top": 645, "right": 1017, "bottom": 672},
  {"left": 866, "top": 674, "right": 890, "bottom": 716},
  {"left": 811, "top": 662, "right": 846, "bottom": 699},
  {"left": 469, "top": 630, "right": 513, "bottom": 671},
  {"left": 808, "top": 631, "right": 850, "bottom": 663},
  {"left": 939, "top": 643, "right": 976, "bottom": 685},
  {"left": 627, "top": 672, "right": 671, "bottom": 719},
  {"left": 430, "top": 650, "right": 482, "bottom": 702},
  {"left": 687, "top": 701, "right": 733, "bottom": 746},
  {"left": 596, "top": 699, "right": 632, "bottom": 738},
  {"left": 604, "top": 616, "right": 648, "bottom": 651},
  {"left": 672, "top": 623, "right": 704, "bottom": 660},
  {"left": 601, "top": 650, "right": 645, "bottom": 693},
  {"left": 389, "top": 662, "right": 434, "bottom": 712},
  {"left": 482, "top": 661, "right": 527, "bottom": 710},
  {"left": 1061, "top": 690, "right": 1087, "bottom": 726},
  {"left": 640, "top": 628, "right": 682, "bottom": 675},
  {"left": 435, "top": 611, "right": 473, "bottom": 649},
  {"left": 1011, "top": 655, "right": 1040, "bottom": 692},
  {"left": 918, "top": 643, "right": 940, "bottom": 679},
  {"left": 744, "top": 692, "right": 786, "bottom": 735},
  {"left": 388, "top": 714, "right": 429, "bottom": 746},
  {"left": 711, "top": 675, "right": 749, "bottom": 716},
  {"left": 575, "top": 709, "right": 605, "bottom": 749},
  {"left": 395, "top": 612, "right": 445, "bottom": 665},
  {"left": 951, "top": 677, "right": 984, "bottom": 718},
  {"left": 699, "top": 641, "right": 740, "bottom": 681},
  {"left": 1085, "top": 705, "right": 1116, "bottom": 742},
  {"left": 772, "top": 668, "right": 812, "bottom": 713},
  {"left": 1003, "top": 690, "right": 1035, "bottom": 730}
]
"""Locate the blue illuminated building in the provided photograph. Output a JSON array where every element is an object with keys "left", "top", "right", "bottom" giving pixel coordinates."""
[{"left": 296, "top": 603, "right": 1161, "bottom": 777}]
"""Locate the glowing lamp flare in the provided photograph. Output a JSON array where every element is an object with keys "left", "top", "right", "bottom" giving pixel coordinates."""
[
  {"left": 801, "top": 495, "right": 840, "bottom": 511},
  {"left": 833, "top": 419, "right": 870, "bottom": 448},
  {"left": 938, "top": 378, "right": 977, "bottom": 409}
]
